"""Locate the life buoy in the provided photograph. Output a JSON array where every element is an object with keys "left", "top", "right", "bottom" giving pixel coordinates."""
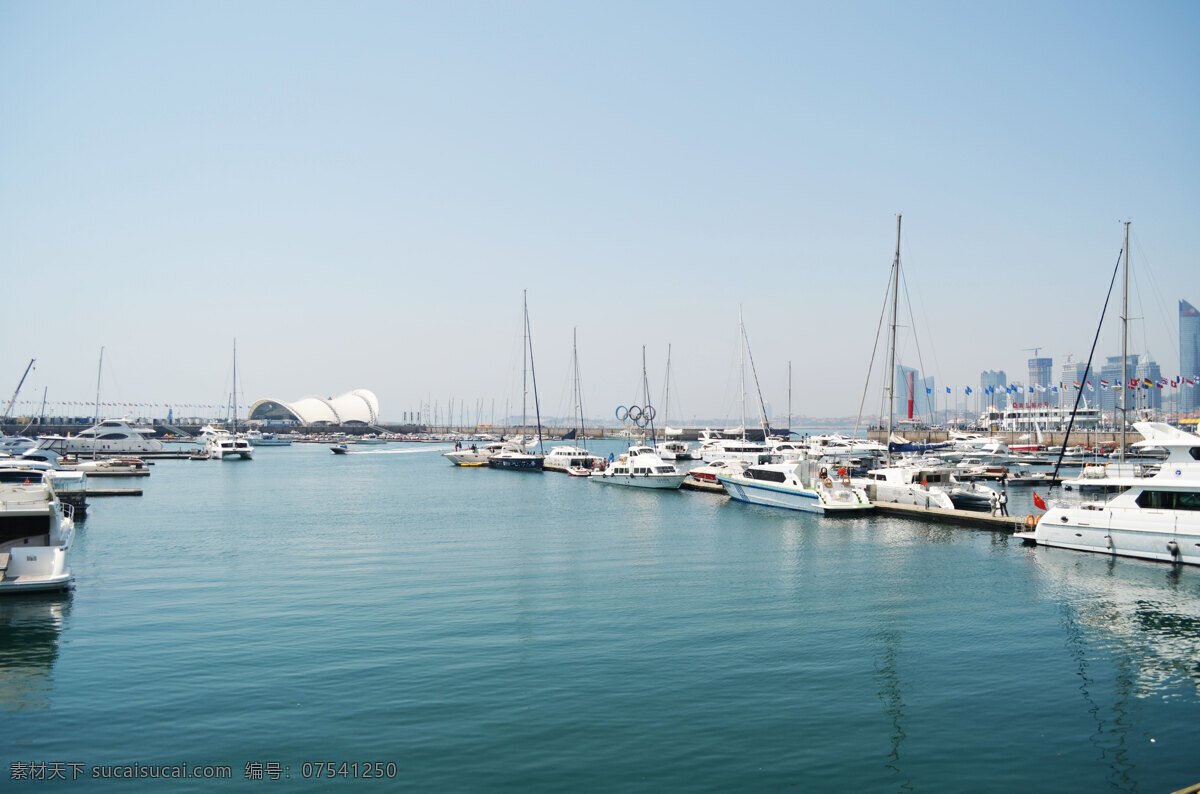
[
  {"left": 841, "top": 476, "right": 851, "bottom": 487},
  {"left": 1024, "top": 514, "right": 1037, "bottom": 528},
  {"left": 823, "top": 477, "right": 833, "bottom": 488}
]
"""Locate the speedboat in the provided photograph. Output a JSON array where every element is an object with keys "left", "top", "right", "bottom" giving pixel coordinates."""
[
  {"left": 35, "top": 417, "right": 164, "bottom": 456},
  {"left": 683, "top": 459, "right": 749, "bottom": 493},
  {"left": 330, "top": 444, "right": 350, "bottom": 455},
  {"left": 443, "top": 442, "right": 505, "bottom": 467},
  {"left": 0, "top": 469, "right": 74, "bottom": 593},
  {"left": 1016, "top": 422, "right": 1200, "bottom": 566},
  {"left": 487, "top": 438, "right": 544, "bottom": 472},
  {"left": 591, "top": 445, "right": 686, "bottom": 489},
  {"left": 543, "top": 445, "right": 605, "bottom": 473},
  {"left": 718, "top": 460, "right": 872, "bottom": 514}
]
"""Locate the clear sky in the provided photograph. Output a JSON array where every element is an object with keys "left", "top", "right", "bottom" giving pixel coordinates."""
[{"left": 2, "top": 0, "right": 1197, "bottom": 424}]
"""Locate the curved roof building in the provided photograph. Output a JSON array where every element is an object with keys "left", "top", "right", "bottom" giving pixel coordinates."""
[{"left": 248, "top": 389, "right": 380, "bottom": 426}]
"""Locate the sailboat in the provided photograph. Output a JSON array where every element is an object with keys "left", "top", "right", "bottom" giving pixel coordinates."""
[
  {"left": 544, "top": 328, "right": 605, "bottom": 474},
  {"left": 206, "top": 340, "right": 254, "bottom": 461},
  {"left": 489, "top": 291, "right": 545, "bottom": 472},
  {"left": 1017, "top": 222, "right": 1200, "bottom": 566},
  {"left": 592, "top": 347, "right": 686, "bottom": 489},
  {"left": 697, "top": 309, "right": 773, "bottom": 465},
  {"left": 656, "top": 344, "right": 694, "bottom": 460}
]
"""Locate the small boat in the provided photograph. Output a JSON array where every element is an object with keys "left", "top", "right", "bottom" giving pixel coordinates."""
[
  {"left": 444, "top": 442, "right": 505, "bottom": 466},
  {"left": 0, "top": 469, "right": 75, "bottom": 593},
  {"left": 683, "top": 459, "right": 749, "bottom": 493},
  {"left": 543, "top": 445, "right": 605, "bottom": 473},
  {"left": 330, "top": 445, "right": 350, "bottom": 455},
  {"left": 567, "top": 466, "right": 593, "bottom": 477},
  {"left": 591, "top": 445, "right": 686, "bottom": 489},
  {"left": 718, "top": 460, "right": 872, "bottom": 514}
]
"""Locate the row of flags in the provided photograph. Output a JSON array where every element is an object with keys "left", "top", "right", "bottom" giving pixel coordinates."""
[
  {"left": 925, "top": 377, "right": 1200, "bottom": 395},
  {"left": 4, "top": 400, "right": 248, "bottom": 410}
]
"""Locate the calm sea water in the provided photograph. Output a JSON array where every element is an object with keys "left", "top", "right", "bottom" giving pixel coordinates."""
[{"left": 3, "top": 439, "right": 1200, "bottom": 791}]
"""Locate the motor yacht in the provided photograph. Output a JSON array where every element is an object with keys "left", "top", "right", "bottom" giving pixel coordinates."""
[
  {"left": 206, "top": 431, "right": 254, "bottom": 460},
  {"left": 444, "top": 442, "right": 505, "bottom": 467},
  {"left": 682, "top": 459, "right": 748, "bottom": 493},
  {"left": 0, "top": 469, "right": 74, "bottom": 593},
  {"left": 591, "top": 445, "right": 686, "bottom": 489},
  {"left": 543, "top": 445, "right": 605, "bottom": 473},
  {"left": 655, "top": 440, "right": 695, "bottom": 461},
  {"left": 1016, "top": 422, "right": 1200, "bottom": 566},
  {"left": 718, "top": 459, "right": 872, "bottom": 514},
  {"left": 487, "top": 438, "right": 544, "bottom": 472},
  {"left": 36, "top": 417, "right": 164, "bottom": 456}
]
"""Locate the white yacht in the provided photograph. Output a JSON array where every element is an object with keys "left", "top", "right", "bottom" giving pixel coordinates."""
[
  {"left": 1016, "top": 422, "right": 1200, "bottom": 566},
  {"left": 206, "top": 431, "right": 254, "bottom": 460},
  {"left": 718, "top": 459, "right": 872, "bottom": 514},
  {"left": 854, "top": 462, "right": 957, "bottom": 509},
  {"left": 591, "top": 445, "right": 686, "bottom": 489},
  {"left": 543, "top": 445, "right": 605, "bottom": 473},
  {"left": 655, "top": 439, "right": 695, "bottom": 461},
  {"left": 36, "top": 417, "right": 164, "bottom": 456},
  {"left": 241, "top": 429, "right": 293, "bottom": 447},
  {"left": 487, "top": 437, "right": 544, "bottom": 472},
  {"left": 0, "top": 469, "right": 74, "bottom": 592},
  {"left": 444, "top": 441, "right": 506, "bottom": 467},
  {"left": 698, "top": 437, "right": 772, "bottom": 465}
]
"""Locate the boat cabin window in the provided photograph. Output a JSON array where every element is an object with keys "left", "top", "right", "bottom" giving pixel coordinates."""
[
  {"left": 1190, "top": 447, "right": 1200, "bottom": 461},
  {"left": 1134, "top": 490, "right": 1200, "bottom": 511},
  {"left": 0, "top": 470, "right": 47, "bottom": 484},
  {"left": 747, "top": 468, "right": 786, "bottom": 483},
  {"left": 654, "top": 466, "right": 675, "bottom": 474},
  {"left": 614, "top": 467, "right": 629, "bottom": 475},
  {"left": 634, "top": 467, "right": 650, "bottom": 475},
  {"left": 98, "top": 433, "right": 129, "bottom": 440}
]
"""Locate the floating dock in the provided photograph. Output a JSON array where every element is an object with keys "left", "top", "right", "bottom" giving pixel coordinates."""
[{"left": 869, "top": 501, "right": 1027, "bottom": 531}]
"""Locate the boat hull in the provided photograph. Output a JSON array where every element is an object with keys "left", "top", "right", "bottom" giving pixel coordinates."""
[
  {"left": 590, "top": 472, "right": 685, "bottom": 489},
  {"left": 1017, "top": 508, "right": 1200, "bottom": 566},
  {"left": 488, "top": 456, "right": 544, "bottom": 472},
  {"left": 718, "top": 476, "right": 872, "bottom": 514}
]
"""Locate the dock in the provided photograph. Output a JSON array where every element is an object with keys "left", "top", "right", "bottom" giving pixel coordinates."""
[
  {"left": 869, "top": 501, "right": 1028, "bottom": 531},
  {"left": 85, "top": 487, "right": 143, "bottom": 497}
]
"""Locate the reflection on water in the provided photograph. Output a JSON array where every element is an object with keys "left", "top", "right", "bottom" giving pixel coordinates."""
[
  {"left": 1034, "top": 551, "right": 1200, "bottom": 699},
  {"left": 873, "top": 628, "right": 913, "bottom": 792},
  {"left": 0, "top": 594, "right": 71, "bottom": 711}
]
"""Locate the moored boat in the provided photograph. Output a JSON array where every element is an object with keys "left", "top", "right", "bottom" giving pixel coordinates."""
[
  {"left": 0, "top": 469, "right": 74, "bottom": 593},
  {"left": 590, "top": 445, "right": 686, "bottom": 489},
  {"left": 718, "top": 459, "right": 872, "bottom": 514}
]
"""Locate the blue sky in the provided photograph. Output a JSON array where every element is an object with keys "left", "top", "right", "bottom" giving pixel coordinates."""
[{"left": 2, "top": 1, "right": 1197, "bottom": 423}]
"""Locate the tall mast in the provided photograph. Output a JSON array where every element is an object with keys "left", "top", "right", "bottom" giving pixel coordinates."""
[
  {"left": 232, "top": 338, "right": 238, "bottom": 434},
  {"left": 886, "top": 215, "right": 902, "bottom": 465},
  {"left": 738, "top": 306, "right": 747, "bottom": 440},
  {"left": 522, "top": 289, "right": 528, "bottom": 436},
  {"left": 1120, "top": 221, "right": 1129, "bottom": 463},
  {"left": 526, "top": 291, "right": 544, "bottom": 454},
  {"left": 3, "top": 358, "right": 35, "bottom": 421},
  {"left": 787, "top": 360, "right": 792, "bottom": 435},
  {"left": 573, "top": 327, "right": 586, "bottom": 438}
]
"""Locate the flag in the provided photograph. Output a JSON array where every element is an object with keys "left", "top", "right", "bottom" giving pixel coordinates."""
[
  {"left": 945, "top": 387, "right": 951, "bottom": 394},
  {"left": 1188, "top": 378, "right": 1197, "bottom": 387},
  {"left": 1143, "top": 378, "right": 1153, "bottom": 388},
  {"left": 1028, "top": 386, "right": 1034, "bottom": 393},
  {"left": 1051, "top": 386, "right": 1058, "bottom": 393},
  {"left": 965, "top": 386, "right": 972, "bottom": 395},
  {"left": 1033, "top": 492, "right": 1047, "bottom": 511},
  {"left": 1100, "top": 379, "right": 1110, "bottom": 387},
  {"left": 1086, "top": 381, "right": 1095, "bottom": 391},
  {"left": 926, "top": 387, "right": 932, "bottom": 394},
  {"left": 1072, "top": 381, "right": 1081, "bottom": 388}
]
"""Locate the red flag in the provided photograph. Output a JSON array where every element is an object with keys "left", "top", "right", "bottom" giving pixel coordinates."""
[{"left": 1033, "top": 492, "right": 1047, "bottom": 511}]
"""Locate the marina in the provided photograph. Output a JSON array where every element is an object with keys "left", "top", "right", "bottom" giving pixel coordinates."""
[{"left": 3, "top": 438, "right": 1200, "bottom": 790}]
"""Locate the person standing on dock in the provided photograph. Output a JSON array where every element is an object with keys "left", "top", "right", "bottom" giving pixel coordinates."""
[
  {"left": 989, "top": 491, "right": 999, "bottom": 516},
  {"left": 998, "top": 490, "right": 1009, "bottom": 516}
]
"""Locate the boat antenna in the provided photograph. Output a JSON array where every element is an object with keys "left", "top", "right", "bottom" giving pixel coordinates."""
[
  {"left": 1048, "top": 241, "right": 1125, "bottom": 488},
  {"left": 3, "top": 358, "right": 35, "bottom": 421}
]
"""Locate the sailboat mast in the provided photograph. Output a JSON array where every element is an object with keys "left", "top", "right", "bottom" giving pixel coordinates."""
[
  {"left": 573, "top": 327, "right": 586, "bottom": 438},
  {"left": 3, "top": 358, "right": 35, "bottom": 421},
  {"left": 526, "top": 292, "right": 544, "bottom": 454},
  {"left": 788, "top": 360, "right": 792, "bottom": 435},
  {"left": 1120, "top": 221, "right": 1129, "bottom": 462},
  {"left": 739, "top": 306, "right": 747, "bottom": 440},
  {"left": 522, "top": 289, "right": 528, "bottom": 436},
  {"left": 232, "top": 338, "right": 238, "bottom": 434},
  {"left": 886, "top": 215, "right": 902, "bottom": 466}
]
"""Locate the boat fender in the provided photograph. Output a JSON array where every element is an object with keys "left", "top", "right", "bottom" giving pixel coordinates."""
[
  {"left": 823, "top": 478, "right": 833, "bottom": 489},
  {"left": 1167, "top": 540, "right": 1180, "bottom": 557},
  {"left": 1024, "top": 514, "right": 1037, "bottom": 528},
  {"left": 841, "top": 477, "right": 851, "bottom": 487}
]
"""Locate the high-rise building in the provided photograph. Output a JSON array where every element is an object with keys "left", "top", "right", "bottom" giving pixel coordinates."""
[
  {"left": 895, "top": 365, "right": 935, "bottom": 419},
  {"left": 980, "top": 370, "right": 1008, "bottom": 409},
  {"left": 1134, "top": 357, "right": 1163, "bottom": 413},
  {"left": 1099, "top": 353, "right": 1140, "bottom": 416},
  {"left": 1028, "top": 357, "right": 1053, "bottom": 392},
  {"left": 1182, "top": 300, "right": 1200, "bottom": 414},
  {"left": 1058, "top": 359, "right": 1094, "bottom": 409}
]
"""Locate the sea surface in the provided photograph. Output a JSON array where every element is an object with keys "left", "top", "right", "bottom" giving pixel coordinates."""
[{"left": 3, "top": 439, "right": 1200, "bottom": 791}]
